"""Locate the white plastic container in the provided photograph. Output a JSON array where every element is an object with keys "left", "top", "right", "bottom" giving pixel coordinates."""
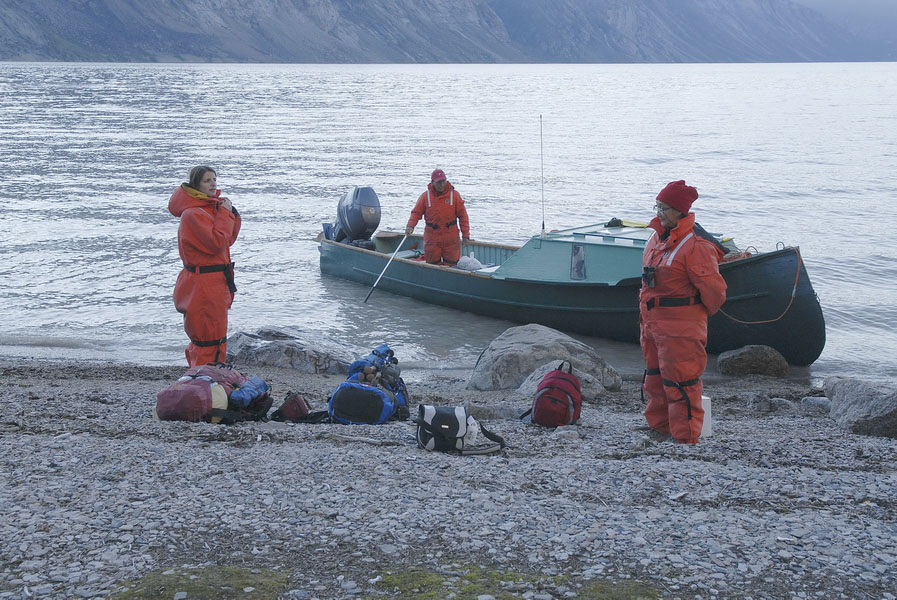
[{"left": 700, "top": 395, "right": 712, "bottom": 437}]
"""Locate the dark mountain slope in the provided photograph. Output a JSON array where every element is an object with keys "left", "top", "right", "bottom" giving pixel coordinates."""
[{"left": 0, "top": 0, "right": 888, "bottom": 62}]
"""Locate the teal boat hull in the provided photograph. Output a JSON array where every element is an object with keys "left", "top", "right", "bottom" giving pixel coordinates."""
[{"left": 319, "top": 229, "right": 825, "bottom": 366}]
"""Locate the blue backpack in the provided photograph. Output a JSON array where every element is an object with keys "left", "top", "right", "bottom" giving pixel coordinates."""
[
  {"left": 347, "top": 344, "right": 394, "bottom": 377},
  {"left": 329, "top": 344, "right": 410, "bottom": 425}
]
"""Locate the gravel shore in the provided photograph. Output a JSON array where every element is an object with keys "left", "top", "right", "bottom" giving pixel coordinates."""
[{"left": 1, "top": 357, "right": 896, "bottom": 600}]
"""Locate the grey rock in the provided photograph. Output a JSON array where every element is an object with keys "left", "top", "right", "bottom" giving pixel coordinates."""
[
  {"left": 770, "top": 397, "right": 797, "bottom": 412},
  {"left": 746, "top": 392, "right": 772, "bottom": 413},
  {"left": 717, "top": 345, "right": 789, "bottom": 378},
  {"left": 226, "top": 328, "right": 358, "bottom": 374},
  {"left": 825, "top": 377, "right": 897, "bottom": 438},
  {"left": 553, "top": 425, "right": 580, "bottom": 440},
  {"left": 467, "top": 324, "right": 621, "bottom": 392},
  {"left": 378, "top": 543, "right": 398, "bottom": 555},
  {"left": 801, "top": 396, "right": 832, "bottom": 413}
]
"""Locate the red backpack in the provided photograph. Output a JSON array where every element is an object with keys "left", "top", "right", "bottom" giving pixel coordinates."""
[
  {"left": 521, "top": 361, "right": 582, "bottom": 427},
  {"left": 270, "top": 391, "right": 313, "bottom": 422}
]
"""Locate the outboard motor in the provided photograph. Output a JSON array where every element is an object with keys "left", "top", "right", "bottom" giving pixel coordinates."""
[{"left": 323, "top": 186, "right": 381, "bottom": 243}]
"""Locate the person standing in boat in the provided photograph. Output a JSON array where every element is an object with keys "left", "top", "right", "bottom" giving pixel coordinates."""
[
  {"left": 404, "top": 168, "right": 470, "bottom": 265},
  {"left": 168, "top": 166, "right": 241, "bottom": 367},
  {"left": 640, "top": 180, "right": 727, "bottom": 444}
]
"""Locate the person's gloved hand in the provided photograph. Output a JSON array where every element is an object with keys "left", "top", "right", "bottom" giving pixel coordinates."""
[{"left": 405, "top": 226, "right": 414, "bottom": 236}]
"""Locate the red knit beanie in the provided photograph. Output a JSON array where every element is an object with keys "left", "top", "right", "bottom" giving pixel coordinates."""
[{"left": 656, "top": 180, "right": 698, "bottom": 214}]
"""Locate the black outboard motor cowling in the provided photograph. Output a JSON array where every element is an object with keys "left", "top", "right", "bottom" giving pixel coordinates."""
[{"left": 324, "top": 186, "right": 381, "bottom": 242}]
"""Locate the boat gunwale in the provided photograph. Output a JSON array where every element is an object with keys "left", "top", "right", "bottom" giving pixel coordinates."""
[
  {"left": 321, "top": 236, "right": 808, "bottom": 286},
  {"left": 372, "top": 230, "right": 522, "bottom": 252},
  {"left": 320, "top": 236, "right": 506, "bottom": 280}
]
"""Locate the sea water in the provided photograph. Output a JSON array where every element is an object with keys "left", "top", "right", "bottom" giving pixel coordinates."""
[{"left": 1, "top": 62, "right": 895, "bottom": 382}]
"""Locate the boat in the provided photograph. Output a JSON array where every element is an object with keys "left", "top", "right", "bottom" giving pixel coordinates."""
[{"left": 318, "top": 192, "right": 825, "bottom": 366}]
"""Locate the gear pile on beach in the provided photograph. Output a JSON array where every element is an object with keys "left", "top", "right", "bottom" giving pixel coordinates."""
[{"left": 2, "top": 356, "right": 896, "bottom": 600}]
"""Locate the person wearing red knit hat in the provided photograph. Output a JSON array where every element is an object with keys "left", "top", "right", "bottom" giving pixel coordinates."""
[
  {"left": 639, "top": 180, "right": 727, "bottom": 444},
  {"left": 405, "top": 169, "right": 471, "bottom": 265}
]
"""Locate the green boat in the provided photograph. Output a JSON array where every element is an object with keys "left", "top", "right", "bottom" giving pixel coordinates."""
[{"left": 319, "top": 221, "right": 826, "bottom": 366}]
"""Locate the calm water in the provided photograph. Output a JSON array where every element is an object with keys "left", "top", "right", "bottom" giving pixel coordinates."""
[{"left": 2, "top": 62, "right": 895, "bottom": 382}]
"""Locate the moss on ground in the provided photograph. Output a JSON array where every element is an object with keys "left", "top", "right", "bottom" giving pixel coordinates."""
[
  {"left": 108, "top": 562, "right": 657, "bottom": 599},
  {"left": 370, "top": 565, "right": 658, "bottom": 600},
  {"left": 108, "top": 565, "right": 288, "bottom": 600}
]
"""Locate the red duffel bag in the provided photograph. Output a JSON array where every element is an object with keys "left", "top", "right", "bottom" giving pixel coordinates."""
[{"left": 155, "top": 364, "right": 271, "bottom": 424}]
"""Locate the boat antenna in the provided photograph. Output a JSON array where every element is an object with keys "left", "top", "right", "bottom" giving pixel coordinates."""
[{"left": 540, "top": 114, "right": 545, "bottom": 238}]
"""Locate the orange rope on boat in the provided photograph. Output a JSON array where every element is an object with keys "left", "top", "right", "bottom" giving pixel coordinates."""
[
  {"left": 717, "top": 246, "right": 803, "bottom": 325},
  {"left": 720, "top": 245, "right": 757, "bottom": 263}
]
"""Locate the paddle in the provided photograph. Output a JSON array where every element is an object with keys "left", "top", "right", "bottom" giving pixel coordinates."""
[{"left": 363, "top": 233, "right": 408, "bottom": 303}]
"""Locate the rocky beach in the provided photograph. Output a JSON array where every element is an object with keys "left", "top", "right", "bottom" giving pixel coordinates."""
[{"left": 1, "top": 353, "right": 896, "bottom": 600}]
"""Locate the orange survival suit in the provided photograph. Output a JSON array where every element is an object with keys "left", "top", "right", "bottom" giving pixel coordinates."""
[
  {"left": 640, "top": 213, "right": 726, "bottom": 443},
  {"left": 169, "top": 184, "right": 241, "bottom": 367},
  {"left": 406, "top": 182, "right": 470, "bottom": 264}
]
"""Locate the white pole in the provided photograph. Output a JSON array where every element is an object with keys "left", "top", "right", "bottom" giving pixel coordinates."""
[
  {"left": 363, "top": 233, "right": 408, "bottom": 303},
  {"left": 540, "top": 114, "right": 545, "bottom": 238}
]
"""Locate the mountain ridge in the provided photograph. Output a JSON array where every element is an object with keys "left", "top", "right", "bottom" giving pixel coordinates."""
[{"left": 0, "top": 0, "right": 892, "bottom": 63}]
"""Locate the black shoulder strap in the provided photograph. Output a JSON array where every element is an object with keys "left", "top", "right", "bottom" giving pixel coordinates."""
[
  {"left": 478, "top": 423, "right": 507, "bottom": 449},
  {"left": 548, "top": 361, "right": 573, "bottom": 375},
  {"left": 261, "top": 409, "right": 332, "bottom": 424},
  {"left": 693, "top": 222, "right": 728, "bottom": 254},
  {"left": 297, "top": 409, "right": 333, "bottom": 424},
  {"left": 458, "top": 423, "right": 507, "bottom": 456}
]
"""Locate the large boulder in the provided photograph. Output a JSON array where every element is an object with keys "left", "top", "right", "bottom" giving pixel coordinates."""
[
  {"left": 467, "top": 324, "right": 621, "bottom": 393},
  {"left": 717, "top": 345, "right": 789, "bottom": 378},
  {"left": 825, "top": 377, "right": 897, "bottom": 439},
  {"left": 226, "top": 328, "right": 359, "bottom": 374}
]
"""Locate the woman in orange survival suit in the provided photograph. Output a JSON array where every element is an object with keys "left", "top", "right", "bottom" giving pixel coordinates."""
[
  {"left": 640, "top": 180, "right": 727, "bottom": 444},
  {"left": 168, "top": 166, "right": 241, "bottom": 366}
]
